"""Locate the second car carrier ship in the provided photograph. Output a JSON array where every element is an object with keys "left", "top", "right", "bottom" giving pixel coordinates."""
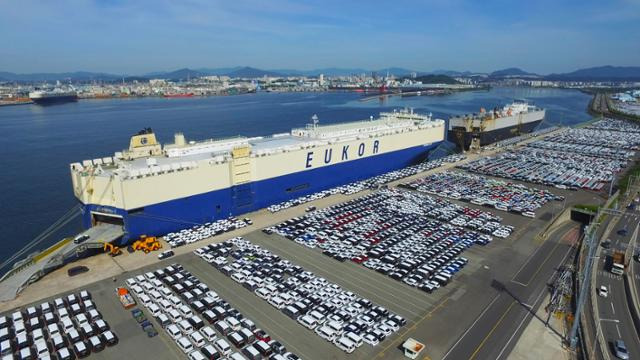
[
  {"left": 448, "top": 100, "right": 545, "bottom": 150},
  {"left": 70, "top": 109, "right": 445, "bottom": 245}
]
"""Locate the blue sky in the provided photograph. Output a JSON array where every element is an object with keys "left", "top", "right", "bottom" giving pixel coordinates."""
[{"left": 1, "top": 0, "right": 639, "bottom": 74}]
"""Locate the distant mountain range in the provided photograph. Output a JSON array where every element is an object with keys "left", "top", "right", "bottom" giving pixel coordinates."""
[
  {"left": 490, "top": 68, "right": 539, "bottom": 78},
  {"left": 1, "top": 65, "right": 639, "bottom": 82},
  {"left": 411, "top": 74, "right": 461, "bottom": 84},
  {"left": 545, "top": 66, "right": 640, "bottom": 81},
  {"left": 430, "top": 69, "right": 477, "bottom": 77},
  {"left": 227, "top": 67, "right": 284, "bottom": 78},
  {"left": 143, "top": 68, "right": 209, "bottom": 79}
]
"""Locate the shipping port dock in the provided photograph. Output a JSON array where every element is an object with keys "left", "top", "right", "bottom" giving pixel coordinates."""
[
  {"left": 0, "top": 201, "right": 585, "bottom": 360},
  {"left": 1, "top": 117, "right": 639, "bottom": 360}
]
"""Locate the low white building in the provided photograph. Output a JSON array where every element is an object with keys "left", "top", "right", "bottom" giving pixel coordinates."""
[{"left": 149, "top": 79, "right": 167, "bottom": 87}]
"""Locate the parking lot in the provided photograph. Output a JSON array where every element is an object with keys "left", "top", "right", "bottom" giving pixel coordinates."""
[
  {"left": 459, "top": 125, "right": 639, "bottom": 191},
  {"left": 586, "top": 117, "right": 640, "bottom": 134},
  {"left": 266, "top": 188, "right": 514, "bottom": 293},
  {"left": 242, "top": 218, "right": 545, "bottom": 360},
  {"left": 0, "top": 290, "right": 118, "bottom": 360},
  {"left": 459, "top": 147, "right": 624, "bottom": 191},
  {"left": 0, "top": 278, "right": 182, "bottom": 360},
  {"left": 165, "top": 218, "right": 250, "bottom": 249},
  {"left": 486, "top": 126, "right": 559, "bottom": 150},
  {"left": 527, "top": 139, "right": 634, "bottom": 160},
  {"left": 401, "top": 171, "right": 562, "bottom": 218},
  {"left": 0, "top": 176, "right": 599, "bottom": 360},
  {"left": 242, "top": 230, "right": 449, "bottom": 357},
  {"left": 124, "top": 262, "right": 300, "bottom": 360},
  {"left": 542, "top": 129, "right": 640, "bottom": 151},
  {"left": 195, "top": 237, "right": 411, "bottom": 356},
  {"left": 267, "top": 154, "right": 466, "bottom": 213}
]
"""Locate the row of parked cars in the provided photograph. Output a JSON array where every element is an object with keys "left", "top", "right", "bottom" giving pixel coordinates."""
[
  {"left": 165, "top": 217, "right": 252, "bottom": 248},
  {"left": 544, "top": 127, "right": 640, "bottom": 151},
  {"left": 267, "top": 189, "right": 503, "bottom": 293},
  {"left": 402, "top": 171, "right": 562, "bottom": 218},
  {"left": 485, "top": 126, "right": 560, "bottom": 149},
  {"left": 586, "top": 118, "right": 640, "bottom": 135},
  {"left": 266, "top": 154, "right": 466, "bottom": 213},
  {"left": 527, "top": 139, "right": 634, "bottom": 161},
  {"left": 125, "top": 264, "right": 299, "bottom": 360},
  {"left": 271, "top": 187, "right": 510, "bottom": 245},
  {"left": 458, "top": 145, "right": 626, "bottom": 191},
  {"left": 1, "top": 291, "right": 118, "bottom": 360},
  {"left": 353, "top": 154, "right": 466, "bottom": 191},
  {"left": 195, "top": 237, "right": 406, "bottom": 354}
]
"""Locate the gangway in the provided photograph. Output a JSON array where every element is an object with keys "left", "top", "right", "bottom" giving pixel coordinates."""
[{"left": 0, "top": 223, "right": 123, "bottom": 301}]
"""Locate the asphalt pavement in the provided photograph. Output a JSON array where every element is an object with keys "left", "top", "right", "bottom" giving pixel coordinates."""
[
  {"left": 440, "top": 222, "right": 579, "bottom": 360},
  {"left": 594, "top": 209, "right": 640, "bottom": 359},
  {"left": 0, "top": 164, "right": 605, "bottom": 360}
]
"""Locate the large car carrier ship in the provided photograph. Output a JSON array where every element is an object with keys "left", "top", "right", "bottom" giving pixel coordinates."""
[
  {"left": 448, "top": 100, "right": 545, "bottom": 150},
  {"left": 70, "top": 110, "right": 445, "bottom": 245}
]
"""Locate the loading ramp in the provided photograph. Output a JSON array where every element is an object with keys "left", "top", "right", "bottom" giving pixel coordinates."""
[{"left": 0, "top": 224, "right": 123, "bottom": 301}]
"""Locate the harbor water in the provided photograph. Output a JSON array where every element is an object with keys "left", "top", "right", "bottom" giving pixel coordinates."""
[{"left": 0, "top": 87, "right": 591, "bottom": 272}]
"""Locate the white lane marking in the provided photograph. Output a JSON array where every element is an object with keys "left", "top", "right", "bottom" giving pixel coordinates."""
[
  {"left": 495, "top": 242, "right": 574, "bottom": 360},
  {"left": 495, "top": 291, "right": 545, "bottom": 360},
  {"left": 599, "top": 318, "right": 619, "bottom": 323},
  {"left": 611, "top": 302, "right": 615, "bottom": 315},
  {"left": 188, "top": 261, "right": 315, "bottom": 360},
  {"left": 616, "top": 324, "right": 621, "bottom": 338},
  {"left": 252, "top": 236, "right": 428, "bottom": 317},
  {"left": 441, "top": 293, "right": 501, "bottom": 360},
  {"left": 510, "top": 237, "right": 550, "bottom": 283},
  {"left": 266, "top": 234, "right": 435, "bottom": 307},
  {"left": 283, "top": 254, "right": 423, "bottom": 317}
]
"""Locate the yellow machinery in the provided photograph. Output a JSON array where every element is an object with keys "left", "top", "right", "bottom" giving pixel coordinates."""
[
  {"left": 131, "top": 235, "right": 162, "bottom": 253},
  {"left": 103, "top": 242, "right": 121, "bottom": 256}
]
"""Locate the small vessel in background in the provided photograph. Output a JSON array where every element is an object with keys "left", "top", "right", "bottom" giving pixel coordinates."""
[
  {"left": 163, "top": 93, "right": 195, "bottom": 98},
  {"left": 29, "top": 88, "right": 78, "bottom": 105}
]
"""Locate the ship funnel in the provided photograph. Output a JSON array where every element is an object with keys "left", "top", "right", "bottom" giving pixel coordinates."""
[
  {"left": 124, "top": 129, "right": 162, "bottom": 159},
  {"left": 174, "top": 132, "right": 186, "bottom": 146}
]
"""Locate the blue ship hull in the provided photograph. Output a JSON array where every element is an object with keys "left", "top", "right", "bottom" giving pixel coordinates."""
[{"left": 81, "top": 142, "right": 440, "bottom": 245}]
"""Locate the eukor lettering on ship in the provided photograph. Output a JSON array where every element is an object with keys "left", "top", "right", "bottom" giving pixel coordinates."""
[
  {"left": 69, "top": 109, "right": 445, "bottom": 245},
  {"left": 305, "top": 140, "right": 380, "bottom": 168}
]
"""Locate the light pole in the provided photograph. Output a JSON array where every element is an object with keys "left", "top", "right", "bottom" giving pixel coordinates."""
[{"left": 609, "top": 177, "right": 615, "bottom": 199}]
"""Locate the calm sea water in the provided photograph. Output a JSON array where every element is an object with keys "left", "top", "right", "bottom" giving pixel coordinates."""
[{"left": 0, "top": 87, "right": 591, "bottom": 270}]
